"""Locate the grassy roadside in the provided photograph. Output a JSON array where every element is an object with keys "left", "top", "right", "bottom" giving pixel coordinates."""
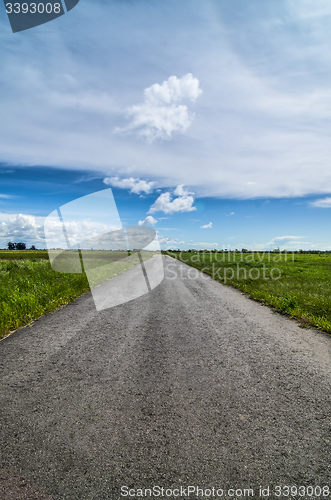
[
  {"left": 0, "top": 258, "right": 90, "bottom": 339},
  {"left": 0, "top": 250, "right": 155, "bottom": 339},
  {"left": 166, "top": 250, "right": 331, "bottom": 335},
  {"left": 3, "top": 249, "right": 331, "bottom": 339}
]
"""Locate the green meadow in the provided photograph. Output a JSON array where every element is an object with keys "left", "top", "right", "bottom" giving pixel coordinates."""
[
  {"left": 0, "top": 250, "right": 151, "bottom": 339},
  {"left": 2, "top": 249, "right": 331, "bottom": 339},
  {"left": 167, "top": 250, "right": 331, "bottom": 334}
]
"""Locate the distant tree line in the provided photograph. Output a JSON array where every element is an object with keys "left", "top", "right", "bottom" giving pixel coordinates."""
[{"left": 7, "top": 242, "right": 36, "bottom": 250}]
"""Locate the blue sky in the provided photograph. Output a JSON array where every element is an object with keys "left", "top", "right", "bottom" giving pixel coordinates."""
[{"left": 1, "top": 0, "right": 331, "bottom": 250}]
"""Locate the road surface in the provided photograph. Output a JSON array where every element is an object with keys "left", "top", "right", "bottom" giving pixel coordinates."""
[{"left": 1, "top": 256, "right": 331, "bottom": 499}]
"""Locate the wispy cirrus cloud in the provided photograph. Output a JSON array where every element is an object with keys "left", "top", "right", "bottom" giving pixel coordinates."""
[{"left": 310, "top": 197, "right": 331, "bottom": 208}]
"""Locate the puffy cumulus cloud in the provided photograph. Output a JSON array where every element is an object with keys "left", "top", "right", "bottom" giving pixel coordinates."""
[
  {"left": 45, "top": 218, "right": 122, "bottom": 249},
  {"left": 310, "top": 197, "right": 331, "bottom": 208},
  {"left": 124, "top": 104, "right": 191, "bottom": 141},
  {"left": 148, "top": 191, "right": 196, "bottom": 214},
  {"left": 144, "top": 74, "right": 202, "bottom": 104},
  {"left": 103, "top": 177, "right": 155, "bottom": 194},
  {"left": 138, "top": 216, "right": 157, "bottom": 226},
  {"left": 200, "top": 222, "right": 212, "bottom": 229},
  {"left": 0, "top": 209, "right": 124, "bottom": 250},
  {"left": 0, "top": 214, "right": 45, "bottom": 246},
  {"left": 117, "top": 74, "right": 202, "bottom": 142}
]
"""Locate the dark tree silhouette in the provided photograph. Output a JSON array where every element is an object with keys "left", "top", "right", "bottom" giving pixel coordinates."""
[
  {"left": 7, "top": 242, "right": 27, "bottom": 250},
  {"left": 15, "top": 242, "right": 26, "bottom": 250}
]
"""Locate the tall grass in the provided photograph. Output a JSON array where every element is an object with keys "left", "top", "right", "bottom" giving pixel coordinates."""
[
  {"left": 0, "top": 259, "right": 89, "bottom": 338},
  {"left": 0, "top": 250, "right": 158, "bottom": 339}
]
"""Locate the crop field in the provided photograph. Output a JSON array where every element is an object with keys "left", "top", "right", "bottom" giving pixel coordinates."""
[
  {"left": 167, "top": 250, "right": 331, "bottom": 334},
  {"left": 0, "top": 250, "right": 154, "bottom": 339}
]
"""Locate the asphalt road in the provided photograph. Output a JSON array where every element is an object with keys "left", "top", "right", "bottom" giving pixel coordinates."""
[{"left": 1, "top": 256, "right": 331, "bottom": 499}]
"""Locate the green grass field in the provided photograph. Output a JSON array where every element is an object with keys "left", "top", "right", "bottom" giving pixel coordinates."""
[
  {"left": 0, "top": 250, "right": 49, "bottom": 260},
  {"left": 167, "top": 250, "right": 331, "bottom": 334},
  {"left": 2, "top": 249, "right": 331, "bottom": 339},
  {"left": 0, "top": 250, "right": 154, "bottom": 339}
]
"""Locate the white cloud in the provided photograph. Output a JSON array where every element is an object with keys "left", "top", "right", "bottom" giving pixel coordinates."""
[
  {"left": 48, "top": 90, "right": 120, "bottom": 115},
  {"left": 192, "top": 242, "right": 218, "bottom": 247},
  {"left": 138, "top": 216, "right": 157, "bottom": 226},
  {"left": 200, "top": 222, "right": 212, "bottom": 228},
  {"left": 148, "top": 192, "right": 196, "bottom": 214},
  {"left": 103, "top": 177, "right": 154, "bottom": 194},
  {"left": 0, "top": 214, "right": 45, "bottom": 246},
  {"left": 4, "top": 1, "right": 331, "bottom": 200},
  {"left": 157, "top": 235, "right": 185, "bottom": 248},
  {"left": 267, "top": 236, "right": 304, "bottom": 248},
  {"left": 310, "top": 197, "right": 331, "bottom": 208},
  {"left": 289, "top": 0, "right": 331, "bottom": 20},
  {"left": 0, "top": 212, "right": 123, "bottom": 249},
  {"left": 144, "top": 74, "right": 202, "bottom": 105},
  {"left": 45, "top": 218, "right": 122, "bottom": 248},
  {"left": 117, "top": 74, "right": 202, "bottom": 142},
  {"left": 0, "top": 194, "right": 15, "bottom": 199},
  {"left": 124, "top": 104, "right": 190, "bottom": 141},
  {"left": 173, "top": 185, "right": 193, "bottom": 196}
]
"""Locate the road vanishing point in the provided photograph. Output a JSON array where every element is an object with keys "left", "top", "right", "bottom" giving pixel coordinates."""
[{"left": 1, "top": 256, "right": 331, "bottom": 499}]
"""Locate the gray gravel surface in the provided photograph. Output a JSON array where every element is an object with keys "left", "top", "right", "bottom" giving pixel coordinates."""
[{"left": 1, "top": 256, "right": 331, "bottom": 499}]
